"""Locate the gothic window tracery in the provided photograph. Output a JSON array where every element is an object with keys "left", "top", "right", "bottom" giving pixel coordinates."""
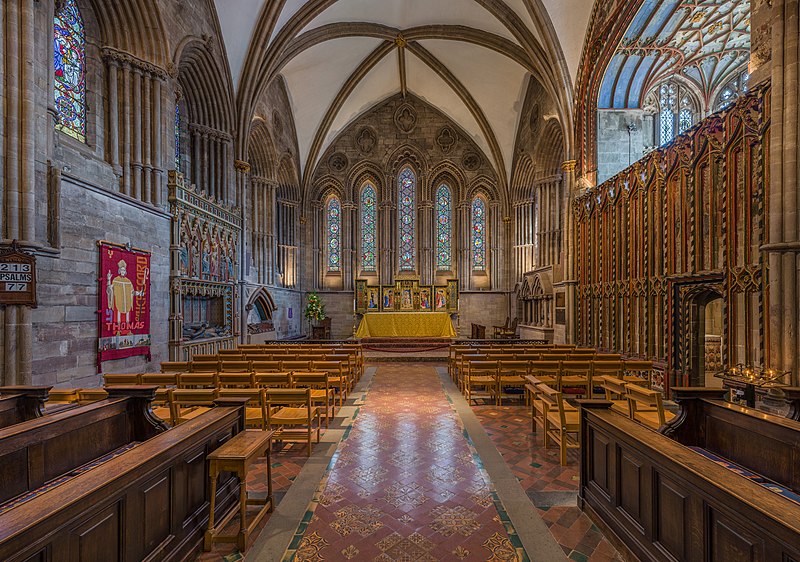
[
  {"left": 398, "top": 167, "right": 416, "bottom": 271},
  {"left": 327, "top": 196, "right": 341, "bottom": 272},
  {"left": 645, "top": 81, "right": 699, "bottom": 146},
  {"left": 360, "top": 183, "right": 377, "bottom": 272},
  {"left": 435, "top": 184, "right": 452, "bottom": 270},
  {"left": 54, "top": 0, "right": 86, "bottom": 142},
  {"left": 715, "top": 70, "right": 749, "bottom": 111},
  {"left": 472, "top": 196, "right": 486, "bottom": 271}
]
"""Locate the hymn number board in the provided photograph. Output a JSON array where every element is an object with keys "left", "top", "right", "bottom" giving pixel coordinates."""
[{"left": 0, "top": 243, "right": 37, "bottom": 307}]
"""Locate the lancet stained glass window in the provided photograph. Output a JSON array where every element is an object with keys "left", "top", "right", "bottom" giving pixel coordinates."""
[
  {"left": 54, "top": 0, "right": 86, "bottom": 142},
  {"left": 472, "top": 197, "right": 486, "bottom": 270},
  {"left": 398, "top": 167, "right": 416, "bottom": 271},
  {"left": 436, "top": 184, "right": 452, "bottom": 270},
  {"left": 327, "top": 197, "right": 341, "bottom": 272},
  {"left": 361, "top": 183, "right": 377, "bottom": 272}
]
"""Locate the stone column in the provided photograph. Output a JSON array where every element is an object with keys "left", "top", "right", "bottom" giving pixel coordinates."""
[
  {"left": 342, "top": 202, "right": 356, "bottom": 291},
  {"left": 458, "top": 201, "right": 471, "bottom": 289},
  {"left": 562, "top": 160, "right": 578, "bottom": 344},
  {"left": 766, "top": 0, "right": 800, "bottom": 382},
  {"left": 106, "top": 57, "right": 120, "bottom": 171},
  {"left": 121, "top": 62, "right": 132, "bottom": 195},
  {"left": 152, "top": 78, "right": 164, "bottom": 206},
  {"left": 192, "top": 127, "right": 201, "bottom": 187},
  {"left": 234, "top": 160, "right": 251, "bottom": 284},
  {"left": 142, "top": 73, "right": 152, "bottom": 204},
  {"left": 419, "top": 199, "right": 433, "bottom": 285},
  {"left": 131, "top": 67, "right": 143, "bottom": 201}
]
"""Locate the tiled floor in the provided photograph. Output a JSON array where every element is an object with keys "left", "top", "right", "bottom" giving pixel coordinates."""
[
  {"left": 472, "top": 403, "right": 623, "bottom": 562},
  {"left": 285, "top": 365, "right": 527, "bottom": 561}
]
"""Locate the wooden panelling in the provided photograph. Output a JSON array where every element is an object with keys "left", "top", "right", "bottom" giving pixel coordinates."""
[
  {"left": 579, "top": 400, "right": 800, "bottom": 562},
  {"left": 142, "top": 473, "right": 172, "bottom": 553},
  {"left": 654, "top": 473, "right": 688, "bottom": 560},
  {"left": 709, "top": 508, "right": 763, "bottom": 562},
  {"left": 71, "top": 503, "right": 121, "bottom": 561}
]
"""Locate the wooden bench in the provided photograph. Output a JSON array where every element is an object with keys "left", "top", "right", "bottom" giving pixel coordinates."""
[
  {"left": 0, "top": 386, "right": 49, "bottom": 429},
  {"left": 205, "top": 429, "right": 274, "bottom": 552},
  {"left": 0, "top": 390, "right": 247, "bottom": 561},
  {"left": 580, "top": 390, "right": 800, "bottom": 561},
  {"left": 626, "top": 383, "right": 674, "bottom": 430},
  {"left": 598, "top": 376, "right": 630, "bottom": 416},
  {"left": 539, "top": 384, "right": 580, "bottom": 466}
]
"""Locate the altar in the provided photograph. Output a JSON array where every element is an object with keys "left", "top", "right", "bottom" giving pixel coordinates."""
[{"left": 355, "top": 312, "right": 457, "bottom": 338}]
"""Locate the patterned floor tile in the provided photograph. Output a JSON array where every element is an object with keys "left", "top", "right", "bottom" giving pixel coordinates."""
[{"left": 283, "top": 364, "right": 528, "bottom": 562}]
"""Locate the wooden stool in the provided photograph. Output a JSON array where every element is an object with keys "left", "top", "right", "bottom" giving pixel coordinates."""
[{"left": 204, "top": 429, "right": 275, "bottom": 552}]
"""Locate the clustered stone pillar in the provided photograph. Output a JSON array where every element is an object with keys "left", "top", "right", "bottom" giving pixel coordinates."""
[
  {"left": 766, "top": 0, "right": 800, "bottom": 383},
  {"left": 419, "top": 199, "right": 433, "bottom": 285},
  {"left": 534, "top": 177, "right": 563, "bottom": 268},
  {"left": 341, "top": 201, "right": 356, "bottom": 291},
  {"left": 1, "top": 0, "right": 36, "bottom": 385},
  {"left": 513, "top": 199, "right": 535, "bottom": 275},
  {"left": 457, "top": 200, "right": 472, "bottom": 289},
  {"left": 188, "top": 123, "right": 233, "bottom": 203},
  {"left": 561, "top": 160, "right": 578, "bottom": 344},
  {"left": 102, "top": 48, "right": 167, "bottom": 205},
  {"left": 310, "top": 201, "right": 323, "bottom": 290},
  {"left": 379, "top": 198, "right": 395, "bottom": 285}
]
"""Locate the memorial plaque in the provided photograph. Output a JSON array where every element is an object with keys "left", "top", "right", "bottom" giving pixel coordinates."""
[{"left": 0, "top": 242, "right": 37, "bottom": 307}]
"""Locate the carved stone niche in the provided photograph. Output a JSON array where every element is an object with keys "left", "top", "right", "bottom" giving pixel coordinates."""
[
  {"left": 356, "top": 127, "right": 377, "bottom": 155},
  {"left": 437, "top": 127, "right": 456, "bottom": 153},
  {"left": 328, "top": 152, "right": 349, "bottom": 173},
  {"left": 394, "top": 103, "right": 417, "bottom": 134},
  {"left": 462, "top": 152, "right": 482, "bottom": 171}
]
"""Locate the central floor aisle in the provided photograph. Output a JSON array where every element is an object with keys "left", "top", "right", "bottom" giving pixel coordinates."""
[{"left": 285, "top": 364, "right": 527, "bottom": 561}]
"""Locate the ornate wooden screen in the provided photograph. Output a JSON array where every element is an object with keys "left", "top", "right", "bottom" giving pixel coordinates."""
[{"left": 574, "top": 85, "right": 770, "bottom": 391}]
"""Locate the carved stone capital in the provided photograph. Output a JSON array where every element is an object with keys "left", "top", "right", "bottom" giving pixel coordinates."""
[
  {"left": 101, "top": 47, "right": 168, "bottom": 81},
  {"left": 234, "top": 160, "right": 252, "bottom": 174}
]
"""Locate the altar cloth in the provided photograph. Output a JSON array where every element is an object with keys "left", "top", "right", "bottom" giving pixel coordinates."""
[{"left": 355, "top": 312, "right": 456, "bottom": 338}]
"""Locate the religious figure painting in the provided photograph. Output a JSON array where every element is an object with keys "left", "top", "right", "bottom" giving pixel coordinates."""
[
  {"left": 419, "top": 288, "right": 431, "bottom": 310},
  {"left": 367, "top": 287, "right": 379, "bottom": 310},
  {"left": 435, "top": 288, "right": 447, "bottom": 310},
  {"left": 382, "top": 287, "right": 394, "bottom": 310},
  {"left": 400, "top": 288, "right": 413, "bottom": 310}
]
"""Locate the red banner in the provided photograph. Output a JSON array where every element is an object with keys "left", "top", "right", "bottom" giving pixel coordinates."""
[{"left": 98, "top": 243, "right": 151, "bottom": 370}]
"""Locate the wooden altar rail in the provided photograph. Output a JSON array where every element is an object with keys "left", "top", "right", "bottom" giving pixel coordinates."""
[
  {"left": 0, "top": 391, "right": 245, "bottom": 561},
  {"left": 580, "top": 389, "right": 800, "bottom": 561}
]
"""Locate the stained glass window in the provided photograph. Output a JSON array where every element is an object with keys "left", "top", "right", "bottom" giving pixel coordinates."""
[
  {"left": 398, "top": 167, "right": 416, "bottom": 271},
  {"left": 435, "top": 184, "right": 452, "bottom": 270},
  {"left": 678, "top": 108, "right": 693, "bottom": 134},
  {"left": 54, "top": 0, "right": 86, "bottom": 142},
  {"left": 715, "top": 70, "right": 750, "bottom": 111},
  {"left": 327, "top": 197, "right": 341, "bottom": 272},
  {"left": 472, "top": 197, "right": 486, "bottom": 270},
  {"left": 174, "top": 102, "right": 182, "bottom": 171},
  {"left": 361, "top": 183, "right": 377, "bottom": 272}
]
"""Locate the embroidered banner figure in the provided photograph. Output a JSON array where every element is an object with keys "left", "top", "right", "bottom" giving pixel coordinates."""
[{"left": 98, "top": 242, "right": 151, "bottom": 370}]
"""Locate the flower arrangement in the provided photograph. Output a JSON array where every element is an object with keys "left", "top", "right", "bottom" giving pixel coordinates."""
[{"left": 303, "top": 291, "right": 326, "bottom": 323}]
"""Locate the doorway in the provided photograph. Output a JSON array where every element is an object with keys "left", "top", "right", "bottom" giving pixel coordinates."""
[{"left": 702, "top": 297, "right": 723, "bottom": 387}]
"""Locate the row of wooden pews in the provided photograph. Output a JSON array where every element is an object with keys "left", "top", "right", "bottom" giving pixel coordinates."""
[{"left": 0, "top": 384, "right": 248, "bottom": 561}]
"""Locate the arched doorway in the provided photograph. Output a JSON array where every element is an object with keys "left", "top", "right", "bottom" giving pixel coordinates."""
[
  {"left": 680, "top": 287, "right": 724, "bottom": 387},
  {"left": 702, "top": 297, "right": 724, "bottom": 387},
  {"left": 246, "top": 288, "right": 277, "bottom": 343}
]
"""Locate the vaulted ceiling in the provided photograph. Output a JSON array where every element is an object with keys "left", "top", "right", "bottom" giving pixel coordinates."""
[{"left": 212, "top": 0, "right": 593, "bottom": 193}]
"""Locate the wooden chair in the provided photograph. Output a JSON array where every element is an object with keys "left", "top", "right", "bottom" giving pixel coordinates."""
[
  {"left": 539, "top": 384, "right": 580, "bottom": 466},
  {"left": 592, "top": 361, "right": 624, "bottom": 381},
  {"left": 524, "top": 377, "right": 549, "bottom": 434},
  {"left": 160, "top": 361, "right": 189, "bottom": 374},
  {"left": 245, "top": 353, "right": 273, "bottom": 363},
  {"left": 496, "top": 317, "right": 519, "bottom": 339},
  {"left": 293, "top": 371, "right": 334, "bottom": 428},
  {"left": 218, "top": 372, "right": 256, "bottom": 388},
  {"left": 599, "top": 376, "right": 631, "bottom": 416},
  {"left": 254, "top": 371, "right": 293, "bottom": 389},
  {"left": 338, "top": 344, "right": 364, "bottom": 379},
  {"left": 178, "top": 372, "right": 218, "bottom": 389},
  {"left": 281, "top": 360, "right": 311, "bottom": 373},
  {"left": 458, "top": 353, "right": 486, "bottom": 391},
  {"left": 103, "top": 373, "right": 141, "bottom": 386},
  {"left": 464, "top": 360, "right": 498, "bottom": 404},
  {"left": 252, "top": 360, "right": 283, "bottom": 373},
  {"left": 626, "top": 384, "right": 675, "bottom": 430},
  {"left": 140, "top": 372, "right": 178, "bottom": 387},
  {"left": 529, "top": 360, "right": 561, "bottom": 389},
  {"left": 77, "top": 388, "right": 108, "bottom": 403},
  {"left": 151, "top": 388, "right": 173, "bottom": 423},
  {"left": 312, "top": 361, "right": 348, "bottom": 407},
  {"left": 496, "top": 360, "right": 528, "bottom": 405},
  {"left": 325, "top": 354, "right": 355, "bottom": 388},
  {"left": 264, "top": 388, "right": 321, "bottom": 456},
  {"left": 219, "top": 361, "right": 251, "bottom": 373},
  {"left": 217, "top": 349, "right": 243, "bottom": 358},
  {"left": 559, "top": 360, "right": 593, "bottom": 398},
  {"left": 217, "top": 388, "right": 267, "bottom": 429},
  {"left": 492, "top": 317, "right": 510, "bottom": 339},
  {"left": 595, "top": 353, "right": 623, "bottom": 361},
  {"left": 623, "top": 360, "right": 654, "bottom": 388},
  {"left": 190, "top": 361, "right": 219, "bottom": 373},
  {"left": 169, "top": 388, "right": 218, "bottom": 425},
  {"left": 192, "top": 354, "right": 218, "bottom": 362}
]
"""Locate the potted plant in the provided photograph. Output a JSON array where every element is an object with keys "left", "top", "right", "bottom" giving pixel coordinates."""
[{"left": 303, "top": 292, "right": 326, "bottom": 337}]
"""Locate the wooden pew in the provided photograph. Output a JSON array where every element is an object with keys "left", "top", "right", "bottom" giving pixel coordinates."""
[
  {"left": 579, "top": 390, "right": 800, "bottom": 562},
  {"left": 0, "top": 386, "right": 50, "bottom": 429},
  {"left": 0, "top": 390, "right": 247, "bottom": 561}
]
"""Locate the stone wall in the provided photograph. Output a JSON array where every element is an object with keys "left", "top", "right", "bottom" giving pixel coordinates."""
[
  {"left": 32, "top": 175, "right": 171, "bottom": 387},
  {"left": 596, "top": 109, "right": 654, "bottom": 184},
  {"left": 269, "top": 287, "right": 303, "bottom": 340},
  {"left": 456, "top": 292, "right": 511, "bottom": 338}
]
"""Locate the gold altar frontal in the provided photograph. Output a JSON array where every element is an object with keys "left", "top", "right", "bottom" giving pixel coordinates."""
[{"left": 355, "top": 312, "right": 457, "bottom": 338}]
